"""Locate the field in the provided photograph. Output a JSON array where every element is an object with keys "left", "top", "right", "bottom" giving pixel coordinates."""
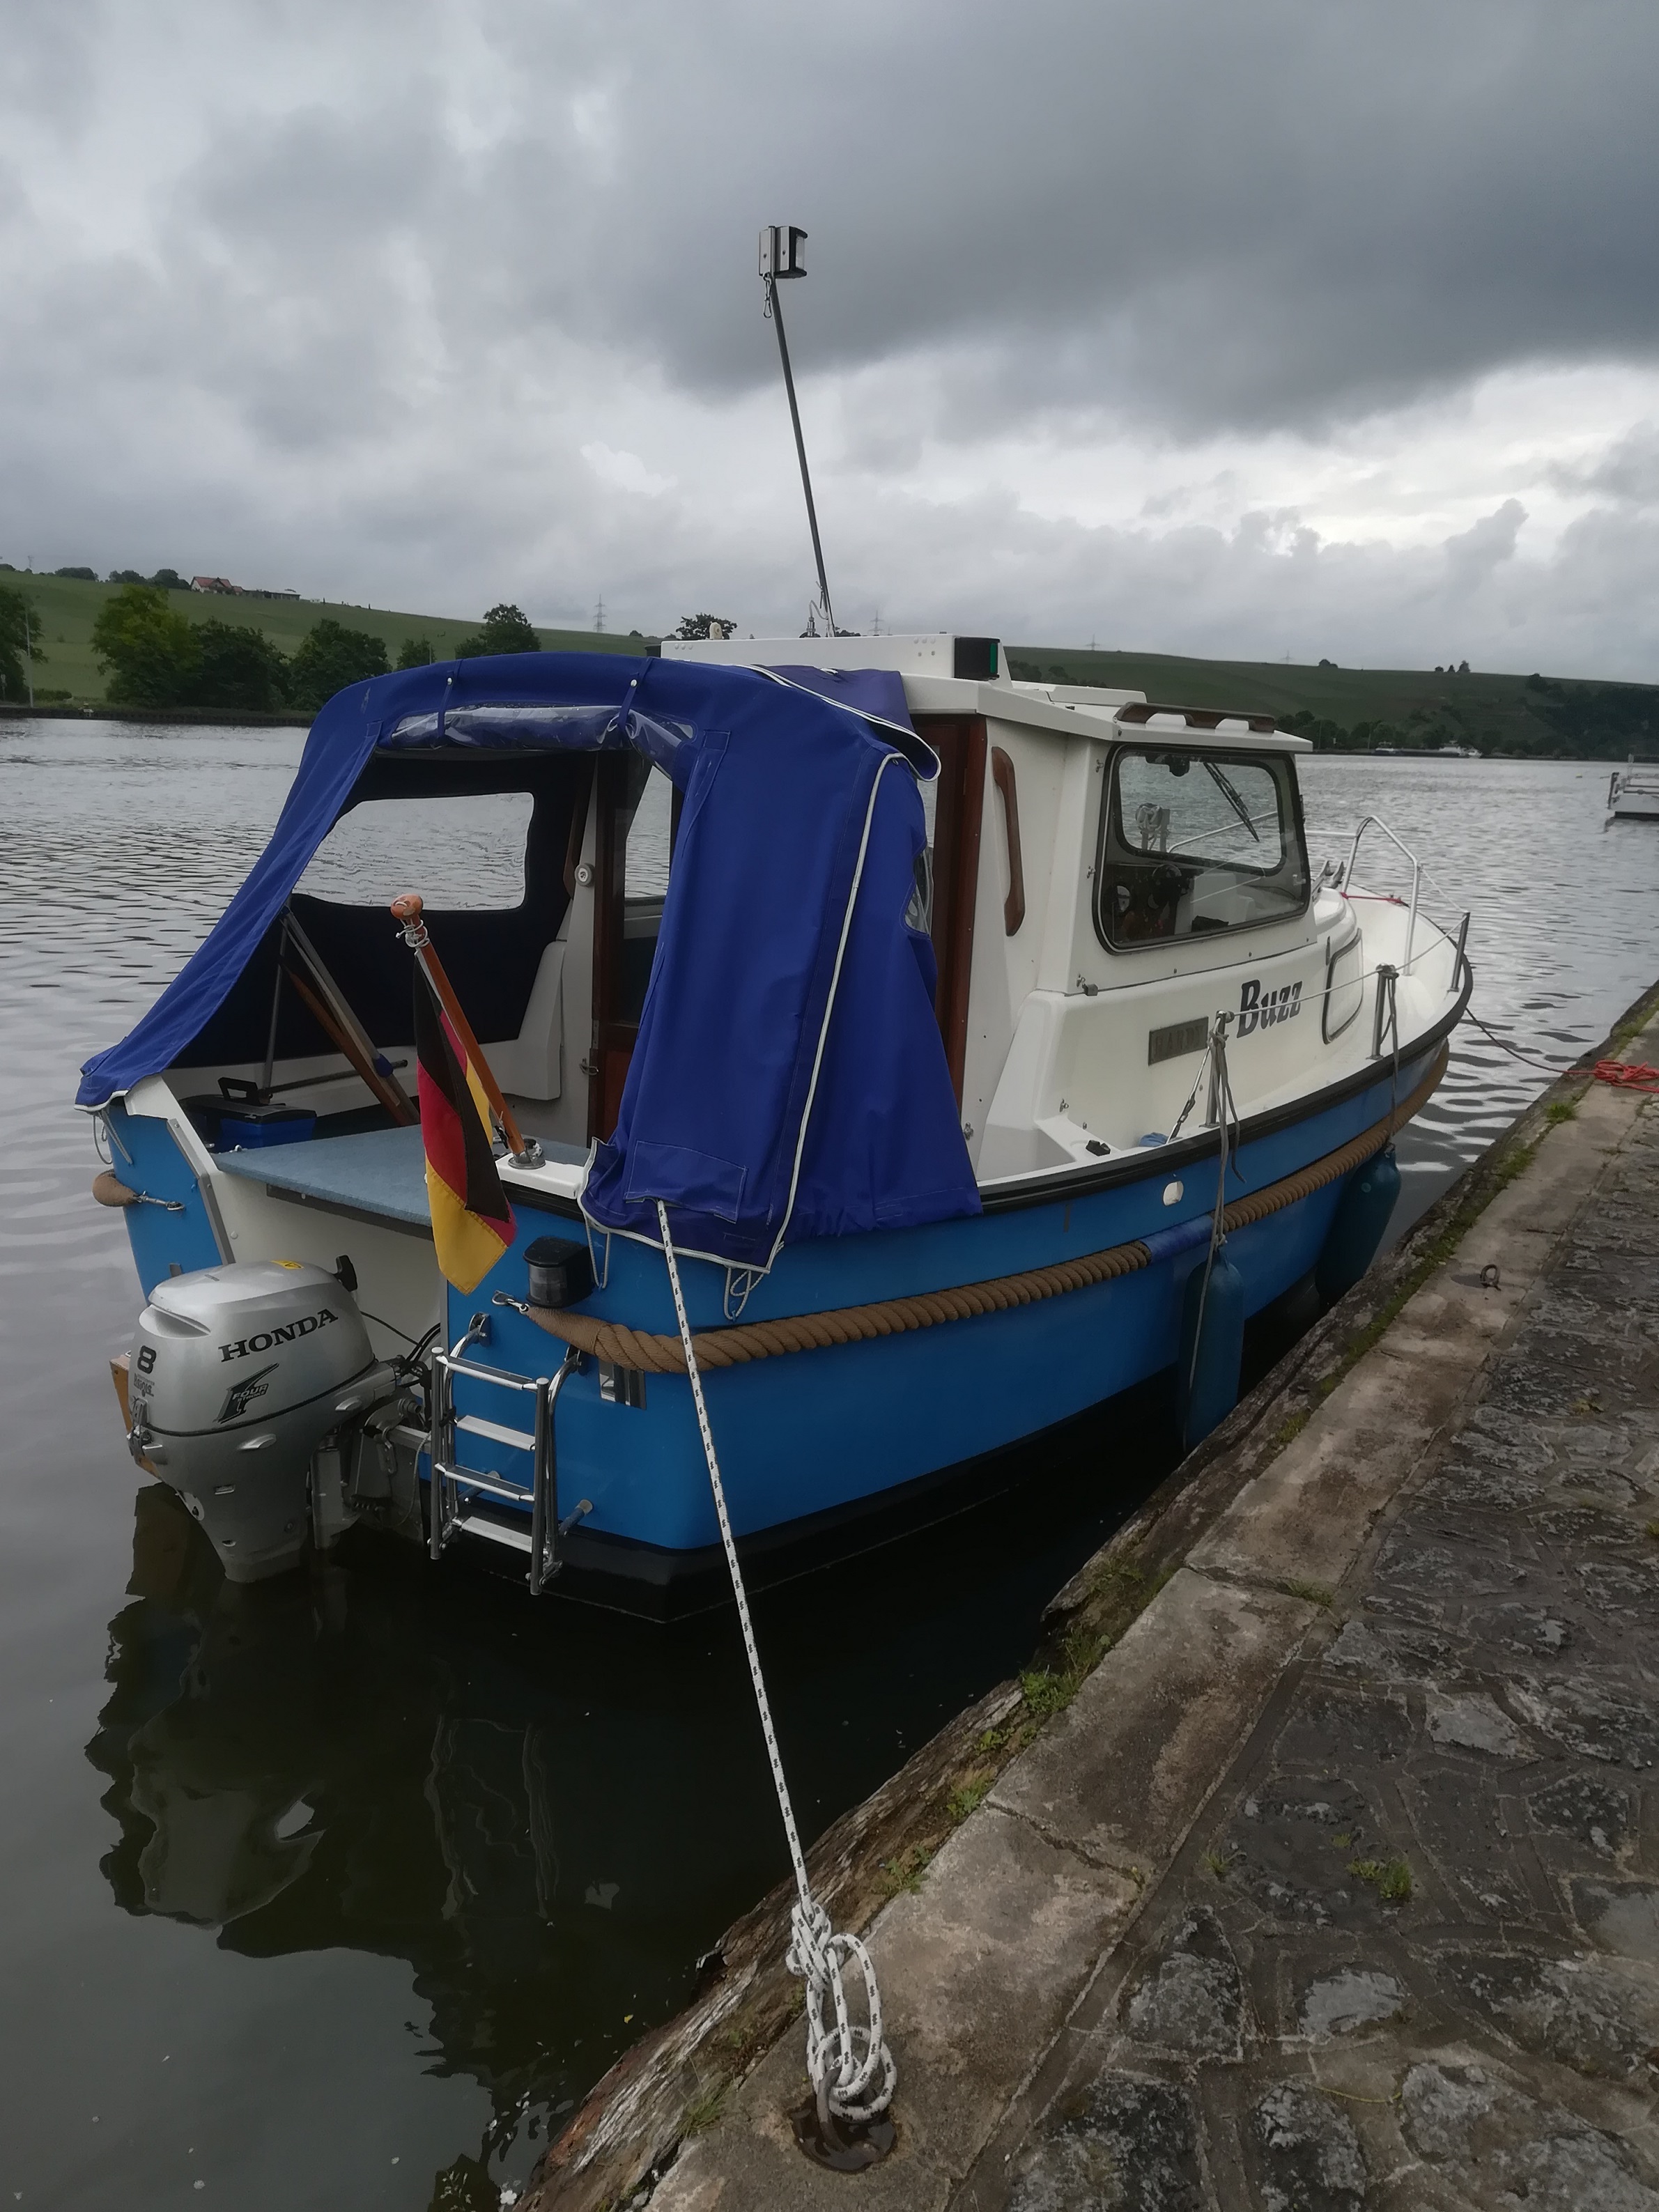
[{"left": 6, "top": 573, "right": 1656, "bottom": 756}]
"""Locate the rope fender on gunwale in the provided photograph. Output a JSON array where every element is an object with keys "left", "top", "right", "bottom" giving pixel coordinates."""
[{"left": 524, "top": 1046, "right": 1450, "bottom": 1375}]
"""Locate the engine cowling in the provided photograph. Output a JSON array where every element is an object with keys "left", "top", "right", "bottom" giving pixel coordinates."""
[{"left": 127, "top": 1259, "right": 377, "bottom": 1581}]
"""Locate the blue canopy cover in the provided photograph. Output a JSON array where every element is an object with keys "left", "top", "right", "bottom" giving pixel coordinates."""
[{"left": 79, "top": 654, "right": 980, "bottom": 1268}]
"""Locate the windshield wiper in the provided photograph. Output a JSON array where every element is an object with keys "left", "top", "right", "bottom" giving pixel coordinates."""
[{"left": 1203, "top": 760, "right": 1261, "bottom": 844}]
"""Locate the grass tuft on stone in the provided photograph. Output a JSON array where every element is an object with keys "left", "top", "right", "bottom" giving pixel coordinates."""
[
  {"left": 878, "top": 1843, "right": 933, "bottom": 1898},
  {"left": 1283, "top": 1577, "right": 1335, "bottom": 1607},
  {"left": 683, "top": 2084, "right": 728, "bottom": 2135},
  {"left": 945, "top": 1774, "right": 994, "bottom": 1825},
  {"left": 1348, "top": 1856, "right": 1413, "bottom": 1904}
]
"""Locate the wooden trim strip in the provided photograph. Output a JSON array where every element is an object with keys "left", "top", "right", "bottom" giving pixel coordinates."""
[{"left": 991, "top": 745, "right": 1025, "bottom": 936}]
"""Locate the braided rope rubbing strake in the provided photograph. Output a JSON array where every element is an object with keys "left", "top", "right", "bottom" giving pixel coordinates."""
[{"left": 528, "top": 1046, "right": 1449, "bottom": 1373}]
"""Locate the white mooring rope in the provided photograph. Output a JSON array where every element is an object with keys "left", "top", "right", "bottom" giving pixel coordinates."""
[{"left": 656, "top": 1200, "right": 897, "bottom": 2130}]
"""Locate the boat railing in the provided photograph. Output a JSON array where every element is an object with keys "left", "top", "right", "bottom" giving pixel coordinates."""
[
  {"left": 1343, "top": 814, "right": 1422, "bottom": 970},
  {"left": 1338, "top": 815, "right": 1470, "bottom": 999}
]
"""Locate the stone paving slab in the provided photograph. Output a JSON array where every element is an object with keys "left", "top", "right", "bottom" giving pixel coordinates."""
[
  {"left": 968, "top": 1091, "right": 1659, "bottom": 2211},
  {"left": 990, "top": 1572, "right": 1316, "bottom": 1878}
]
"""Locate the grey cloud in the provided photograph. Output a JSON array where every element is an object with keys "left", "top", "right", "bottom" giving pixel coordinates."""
[
  {"left": 72, "top": 0, "right": 1659, "bottom": 448},
  {"left": 1568, "top": 423, "right": 1659, "bottom": 506},
  {"left": 4, "top": 0, "right": 1659, "bottom": 680},
  {"left": 456, "top": 0, "right": 1659, "bottom": 435},
  {"left": 3, "top": 2, "right": 106, "bottom": 127},
  {"left": 1444, "top": 499, "right": 1526, "bottom": 591}
]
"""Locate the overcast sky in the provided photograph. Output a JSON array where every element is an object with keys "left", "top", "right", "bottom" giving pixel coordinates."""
[{"left": 6, "top": 0, "right": 1659, "bottom": 676}]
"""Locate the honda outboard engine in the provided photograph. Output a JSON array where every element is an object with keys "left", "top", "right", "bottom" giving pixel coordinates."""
[{"left": 126, "top": 1260, "right": 381, "bottom": 1582}]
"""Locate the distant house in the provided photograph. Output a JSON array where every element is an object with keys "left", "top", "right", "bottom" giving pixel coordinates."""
[{"left": 190, "top": 575, "right": 239, "bottom": 594}]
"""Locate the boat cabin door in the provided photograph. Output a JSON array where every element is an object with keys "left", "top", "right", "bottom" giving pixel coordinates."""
[{"left": 581, "top": 720, "right": 981, "bottom": 1139}]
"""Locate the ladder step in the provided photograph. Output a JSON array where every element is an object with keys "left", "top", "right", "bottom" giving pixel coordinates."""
[
  {"left": 433, "top": 1459, "right": 530, "bottom": 1507},
  {"left": 453, "top": 1512, "right": 533, "bottom": 1554},
  {"left": 455, "top": 1411, "right": 536, "bottom": 1452}
]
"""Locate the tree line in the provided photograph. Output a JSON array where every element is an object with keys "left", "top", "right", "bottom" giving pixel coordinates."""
[
  {"left": 0, "top": 585, "right": 43, "bottom": 701},
  {"left": 82, "top": 589, "right": 543, "bottom": 713}
]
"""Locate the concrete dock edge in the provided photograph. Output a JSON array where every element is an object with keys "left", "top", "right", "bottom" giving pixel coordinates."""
[{"left": 523, "top": 979, "right": 1659, "bottom": 2212}]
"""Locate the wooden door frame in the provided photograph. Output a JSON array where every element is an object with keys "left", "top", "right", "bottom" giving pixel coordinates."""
[
  {"left": 587, "top": 752, "right": 640, "bottom": 1141},
  {"left": 914, "top": 714, "right": 987, "bottom": 1107}
]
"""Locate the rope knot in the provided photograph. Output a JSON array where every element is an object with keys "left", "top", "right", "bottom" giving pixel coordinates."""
[{"left": 789, "top": 1892, "right": 897, "bottom": 2127}]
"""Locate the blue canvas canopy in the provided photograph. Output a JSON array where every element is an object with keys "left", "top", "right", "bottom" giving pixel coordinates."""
[{"left": 79, "top": 653, "right": 980, "bottom": 1267}]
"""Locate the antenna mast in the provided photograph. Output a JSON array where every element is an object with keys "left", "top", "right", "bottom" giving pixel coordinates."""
[{"left": 760, "top": 224, "right": 836, "bottom": 636}]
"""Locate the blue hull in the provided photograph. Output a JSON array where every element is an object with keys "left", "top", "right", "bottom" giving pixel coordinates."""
[
  {"left": 444, "top": 1049, "right": 1433, "bottom": 1572},
  {"left": 106, "top": 1047, "right": 1433, "bottom": 1607}
]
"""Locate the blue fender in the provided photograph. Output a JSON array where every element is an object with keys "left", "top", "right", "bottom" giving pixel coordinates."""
[
  {"left": 1315, "top": 1145, "right": 1401, "bottom": 1304},
  {"left": 1178, "top": 1247, "right": 1246, "bottom": 1451}
]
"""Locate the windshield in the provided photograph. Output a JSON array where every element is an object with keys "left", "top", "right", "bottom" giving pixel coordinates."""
[{"left": 1095, "top": 747, "right": 1309, "bottom": 948}]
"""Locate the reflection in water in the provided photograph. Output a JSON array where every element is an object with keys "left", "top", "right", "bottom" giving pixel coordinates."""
[
  {"left": 84, "top": 1412, "right": 1157, "bottom": 2198},
  {"left": 86, "top": 1485, "right": 769, "bottom": 2172}
]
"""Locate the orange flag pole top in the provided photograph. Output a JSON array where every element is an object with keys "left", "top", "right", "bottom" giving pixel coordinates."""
[{"left": 391, "top": 892, "right": 537, "bottom": 1163}]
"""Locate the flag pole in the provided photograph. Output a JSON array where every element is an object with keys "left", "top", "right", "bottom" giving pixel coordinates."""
[{"left": 391, "top": 893, "right": 542, "bottom": 1166}]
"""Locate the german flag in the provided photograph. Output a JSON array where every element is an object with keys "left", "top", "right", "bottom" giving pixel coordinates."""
[{"left": 413, "top": 966, "right": 515, "bottom": 1292}]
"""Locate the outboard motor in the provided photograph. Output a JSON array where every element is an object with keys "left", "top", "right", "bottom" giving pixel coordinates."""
[{"left": 125, "top": 1259, "right": 383, "bottom": 1582}]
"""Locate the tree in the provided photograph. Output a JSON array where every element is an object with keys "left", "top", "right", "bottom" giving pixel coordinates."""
[
  {"left": 396, "top": 635, "right": 435, "bottom": 669},
  {"left": 287, "top": 618, "right": 389, "bottom": 712},
  {"left": 454, "top": 603, "right": 541, "bottom": 657},
  {"left": 196, "top": 620, "right": 289, "bottom": 712},
  {"left": 0, "top": 585, "right": 45, "bottom": 702},
  {"left": 107, "top": 569, "right": 146, "bottom": 584},
  {"left": 92, "top": 583, "right": 202, "bottom": 707},
  {"left": 54, "top": 565, "right": 98, "bottom": 581},
  {"left": 671, "top": 614, "right": 736, "bottom": 640},
  {"left": 148, "top": 569, "right": 189, "bottom": 591}
]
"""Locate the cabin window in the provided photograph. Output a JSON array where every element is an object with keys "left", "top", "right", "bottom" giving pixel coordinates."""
[
  {"left": 1095, "top": 748, "right": 1309, "bottom": 950},
  {"left": 619, "top": 766, "right": 672, "bottom": 1021},
  {"left": 298, "top": 792, "right": 536, "bottom": 910},
  {"left": 625, "top": 766, "right": 673, "bottom": 898}
]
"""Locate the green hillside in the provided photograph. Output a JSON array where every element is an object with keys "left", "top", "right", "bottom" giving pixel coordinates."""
[
  {"left": 5, "top": 570, "right": 1655, "bottom": 757},
  {"left": 1004, "top": 645, "right": 1659, "bottom": 760},
  {"left": 0, "top": 570, "right": 641, "bottom": 710}
]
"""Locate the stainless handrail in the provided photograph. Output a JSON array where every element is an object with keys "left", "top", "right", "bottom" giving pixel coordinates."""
[
  {"left": 1343, "top": 814, "right": 1422, "bottom": 971},
  {"left": 528, "top": 1350, "right": 582, "bottom": 1595}
]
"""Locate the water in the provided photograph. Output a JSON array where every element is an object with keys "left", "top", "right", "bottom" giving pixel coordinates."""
[
  {"left": 1296, "top": 755, "right": 1655, "bottom": 1233},
  {"left": 2, "top": 727, "right": 1654, "bottom": 2209}
]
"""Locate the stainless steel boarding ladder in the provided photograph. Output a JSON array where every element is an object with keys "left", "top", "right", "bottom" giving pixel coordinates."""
[{"left": 429, "top": 1314, "right": 589, "bottom": 1593}]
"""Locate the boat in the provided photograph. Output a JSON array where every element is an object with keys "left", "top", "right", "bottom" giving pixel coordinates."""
[
  {"left": 1607, "top": 757, "right": 1659, "bottom": 821},
  {"left": 78, "top": 631, "right": 1472, "bottom": 1615}
]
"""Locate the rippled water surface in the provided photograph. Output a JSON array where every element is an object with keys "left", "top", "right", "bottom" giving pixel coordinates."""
[{"left": 1, "top": 727, "right": 1654, "bottom": 2209}]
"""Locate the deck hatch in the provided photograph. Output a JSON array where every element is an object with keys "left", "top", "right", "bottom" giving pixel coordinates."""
[{"left": 1148, "top": 1016, "right": 1210, "bottom": 1066}]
